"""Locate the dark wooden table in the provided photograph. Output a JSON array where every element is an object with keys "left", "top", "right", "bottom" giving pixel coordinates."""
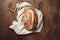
[{"left": 0, "top": 0, "right": 60, "bottom": 40}]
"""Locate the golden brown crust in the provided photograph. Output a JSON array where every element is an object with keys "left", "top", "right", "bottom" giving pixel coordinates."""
[{"left": 23, "top": 8, "right": 38, "bottom": 31}]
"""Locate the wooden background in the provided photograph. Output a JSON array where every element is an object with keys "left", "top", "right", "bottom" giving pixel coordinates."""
[{"left": 0, "top": 0, "right": 60, "bottom": 40}]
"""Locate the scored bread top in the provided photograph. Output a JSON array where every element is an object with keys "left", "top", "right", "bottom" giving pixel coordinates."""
[{"left": 23, "top": 8, "right": 38, "bottom": 31}]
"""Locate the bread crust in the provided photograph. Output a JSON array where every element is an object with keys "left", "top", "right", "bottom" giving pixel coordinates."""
[{"left": 23, "top": 8, "right": 38, "bottom": 31}]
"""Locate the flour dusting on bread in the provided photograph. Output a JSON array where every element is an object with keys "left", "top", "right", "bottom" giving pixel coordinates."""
[{"left": 23, "top": 8, "right": 38, "bottom": 31}]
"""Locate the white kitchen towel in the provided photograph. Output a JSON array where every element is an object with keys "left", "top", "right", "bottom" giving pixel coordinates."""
[{"left": 9, "top": 2, "right": 43, "bottom": 35}]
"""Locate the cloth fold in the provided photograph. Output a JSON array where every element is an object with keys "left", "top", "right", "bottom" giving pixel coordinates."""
[{"left": 9, "top": 2, "right": 43, "bottom": 35}]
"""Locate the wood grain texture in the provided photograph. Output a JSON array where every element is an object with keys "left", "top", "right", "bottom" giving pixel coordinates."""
[{"left": 0, "top": 0, "right": 60, "bottom": 40}]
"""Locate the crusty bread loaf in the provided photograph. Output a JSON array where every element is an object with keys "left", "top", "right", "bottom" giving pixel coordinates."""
[{"left": 23, "top": 8, "right": 38, "bottom": 31}]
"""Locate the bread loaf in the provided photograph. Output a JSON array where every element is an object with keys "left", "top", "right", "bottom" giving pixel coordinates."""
[{"left": 23, "top": 8, "right": 38, "bottom": 31}]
